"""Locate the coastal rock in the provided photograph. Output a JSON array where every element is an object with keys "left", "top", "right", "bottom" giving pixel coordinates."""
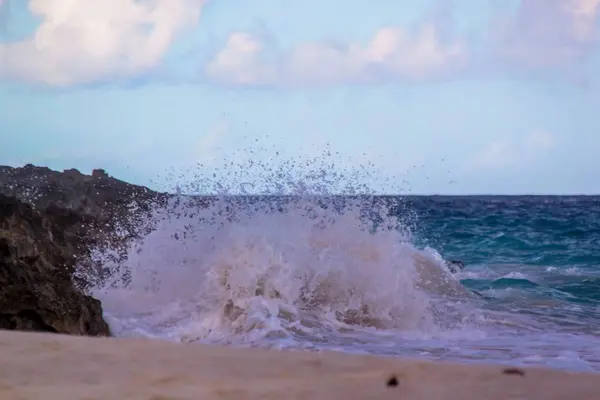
[
  {"left": 0, "top": 164, "right": 168, "bottom": 227},
  {"left": 0, "top": 193, "right": 110, "bottom": 335},
  {"left": 0, "top": 164, "right": 171, "bottom": 289}
]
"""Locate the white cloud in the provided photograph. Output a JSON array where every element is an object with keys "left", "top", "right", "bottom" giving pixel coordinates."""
[
  {"left": 205, "top": 22, "right": 467, "bottom": 87},
  {"left": 492, "top": 0, "right": 600, "bottom": 69},
  {"left": 470, "top": 131, "right": 555, "bottom": 171},
  {"left": 3, "top": 0, "right": 599, "bottom": 87},
  {"left": 205, "top": 33, "right": 276, "bottom": 85},
  {"left": 0, "top": 0, "right": 207, "bottom": 86}
]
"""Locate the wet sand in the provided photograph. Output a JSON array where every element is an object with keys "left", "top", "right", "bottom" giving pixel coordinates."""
[{"left": 1, "top": 329, "right": 599, "bottom": 399}]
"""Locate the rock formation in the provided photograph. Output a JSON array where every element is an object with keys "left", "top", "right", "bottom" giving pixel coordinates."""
[
  {"left": 0, "top": 164, "right": 172, "bottom": 336},
  {"left": 0, "top": 164, "right": 171, "bottom": 290},
  {"left": 0, "top": 193, "right": 110, "bottom": 335}
]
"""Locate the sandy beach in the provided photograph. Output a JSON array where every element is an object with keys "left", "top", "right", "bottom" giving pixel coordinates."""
[{"left": 0, "top": 330, "right": 597, "bottom": 400}]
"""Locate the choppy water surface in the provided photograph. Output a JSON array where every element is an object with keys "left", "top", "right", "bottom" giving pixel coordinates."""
[{"left": 84, "top": 193, "right": 600, "bottom": 373}]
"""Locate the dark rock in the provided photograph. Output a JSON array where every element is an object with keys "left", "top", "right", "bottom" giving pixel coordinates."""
[
  {"left": 91, "top": 168, "right": 109, "bottom": 179},
  {"left": 0, "top": 164, "right": 168, "bottom": 223},
  {"left": 0, "top": 164, "right": 171, "bottom": 290},
  {"left": 0, "top": 164, "right": 180, "bottom": 336},
  {"left": 445, "top": 260, "right": 465, "bottom": 273},
  {"left": 0, "top": 193, "right": 110, "bottom": 335}
]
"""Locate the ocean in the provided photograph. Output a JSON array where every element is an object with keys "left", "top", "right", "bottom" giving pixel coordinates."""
[{"left": 87, "top": 194, "right": 600, "bottom": 372}]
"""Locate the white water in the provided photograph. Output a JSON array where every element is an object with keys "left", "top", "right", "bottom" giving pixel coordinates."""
[
  {"left": 79, "top": 152, "right": 600, "bottom": 373},
  {"left": 81, "top": 194, "right": 600, "bottom": 372},
  {"left": 89, "top": 196, "right": 480, "bottom": 346}
]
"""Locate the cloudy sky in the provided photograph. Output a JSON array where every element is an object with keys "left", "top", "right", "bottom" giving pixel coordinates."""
[{"left": 0, "top": 0, "right": 599, "bottom": 194}]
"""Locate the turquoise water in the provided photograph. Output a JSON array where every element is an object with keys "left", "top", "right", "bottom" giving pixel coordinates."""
[
  {"left": 406, "top": 196, "right": 600, "bottom": 371},
  {"left": 92, "top": 195, "right": 600, "bottom": 373},
  {"left": 412, "top": 196, "right": 600, "bottom": 270},
  {"left": 411, "top": 196, "right": 600, "bottom": 318}
]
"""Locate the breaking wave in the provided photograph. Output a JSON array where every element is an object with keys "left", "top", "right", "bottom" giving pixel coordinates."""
[{"left": 82, "top": 150, "right": 482, "bottom": 348}]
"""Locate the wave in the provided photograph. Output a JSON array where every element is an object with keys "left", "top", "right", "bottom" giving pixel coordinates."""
[
  {"left": 60, "top": 148, "right": 600, "bottom": 371},
  {"left": 83, "top": 195, "right": 482, "bottom": 346}
]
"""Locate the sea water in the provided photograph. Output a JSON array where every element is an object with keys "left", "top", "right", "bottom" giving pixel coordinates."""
[
  {"left": 85, "top": 192, "right": 600, "bottom": 373},
  {"left": 75, "top": 149, "right": 599, "bottom": 372}
]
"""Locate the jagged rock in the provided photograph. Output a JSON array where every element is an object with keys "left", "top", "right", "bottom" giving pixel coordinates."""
[
  {"left": 0, "top": 164, "right": 171, "bottom": 289},
  {"left": 0, "top": 164, "right": 168, "bottom": 221},
  {"left": 0, "top": 193, "right": 110, "bottom": 335},
  {"left": 0, "top": 165, "right": 220, "bottom": 336}
]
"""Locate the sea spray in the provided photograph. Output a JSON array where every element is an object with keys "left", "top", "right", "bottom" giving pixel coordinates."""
[
  {"left": 71, "top": 151, "right": 600, "bottom": 370},
  {"left": 84, "top": 194, "right": 480, "bottom": 346},
  {"left": 76, "top": 147, "right": 482, "bottom": 349}
]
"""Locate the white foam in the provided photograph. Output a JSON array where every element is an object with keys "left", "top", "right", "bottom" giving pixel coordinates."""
[
  {"left": 73, "top": 149, "right": 600, "bottom": 372},
  {"left": 89, "top": 195, "right": 479, "bottom": 346}
]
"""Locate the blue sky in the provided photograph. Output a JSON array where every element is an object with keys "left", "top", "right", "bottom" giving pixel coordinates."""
[{"left": 0, "top": 0, "right": 599, "bottom": 194}]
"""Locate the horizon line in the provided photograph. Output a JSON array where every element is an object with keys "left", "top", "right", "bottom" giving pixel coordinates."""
[{"left": 2, "top": 163, "right": 598, "bottom": 197}]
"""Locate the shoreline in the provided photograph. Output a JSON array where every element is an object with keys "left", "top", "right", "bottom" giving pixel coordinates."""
[{"left": 1, "top": 330, "right": 599, "bottom": 399}]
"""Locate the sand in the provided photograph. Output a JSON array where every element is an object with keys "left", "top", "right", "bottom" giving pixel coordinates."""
[{"left": 0, "top": 330, "right": 599, "bottom": 399}]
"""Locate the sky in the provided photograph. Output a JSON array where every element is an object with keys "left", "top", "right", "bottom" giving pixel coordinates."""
[{"left": 0, "top": 0, "right": 599, "bottom": 194}]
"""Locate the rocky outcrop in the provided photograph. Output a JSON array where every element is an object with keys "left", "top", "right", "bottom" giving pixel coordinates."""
[
  {"left": 0, "top": 164, "right": 175, "bottom": 336},
  {"left": 0, "top": 164, "right": 166, "bottom": 218},
  {"left": 0, "top": 164, "right": 171, "bottom": 289},
  {"left": 0, "top": 193, "right": 110, "bottom": 335}
]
